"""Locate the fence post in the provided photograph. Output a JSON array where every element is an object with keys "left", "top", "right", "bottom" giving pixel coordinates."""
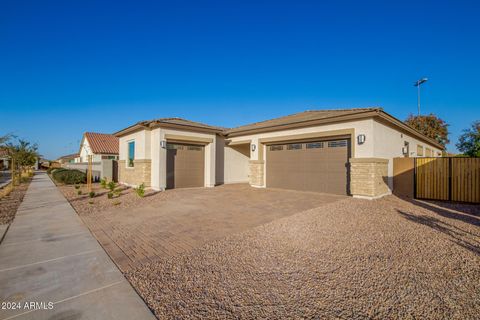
[
  {"left": 448, "top": 157, "right": 452, "bottom": 201},
  {"left": 413, "top": 158, "right": 417, "bottom": 199}
]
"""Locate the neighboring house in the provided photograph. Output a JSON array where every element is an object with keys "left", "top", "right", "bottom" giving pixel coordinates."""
[
  {"left": 0, "top": 148, "right": 10, "bottom": 170},
  {"left": 114, "top": 108, "right": 444, "bottom": 199},
  {"left": 57, "top": 153, "right": 78, "bottom": 165},
  {"left": 75, "top": 132, "right": 119, "bottom": 163}
]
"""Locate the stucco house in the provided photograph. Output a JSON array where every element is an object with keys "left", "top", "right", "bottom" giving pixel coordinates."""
[
  {"left": 75, "top": 132, "right": 119, "bottom": 163},
  {"left": 114, "top": 108, "right": 443, "bottom": 199},
  {"left": 57, "top": 153, "right": 78, "bottom": 165}
]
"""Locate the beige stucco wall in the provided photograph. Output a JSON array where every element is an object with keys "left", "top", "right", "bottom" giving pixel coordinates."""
[
  {"left": 372, "top": 119, "right": 442, "bottom": 190},
  {"left": 119, "top": 127, "right": 217, "bottom": 190},
  {"left": 229, "top": 119, "right": 374, "bottom": 187},
  {"left": 223, "top": 144, "right": 250, "bottom": 184}
]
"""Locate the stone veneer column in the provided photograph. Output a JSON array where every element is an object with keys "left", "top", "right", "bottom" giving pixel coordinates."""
[
  {"left": 249, "top": 160, "right": 265, "bottom": 187},
  {"left": 349, "top": 158, "right": 389, "bottom": 199},
  {"left": 118, "top": 159, "right": 152, "bottom": 187}
]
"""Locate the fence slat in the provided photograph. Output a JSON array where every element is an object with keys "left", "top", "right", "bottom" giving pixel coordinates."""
[{"left": 415, "top": 157, "right": 480, "bottom": 203}]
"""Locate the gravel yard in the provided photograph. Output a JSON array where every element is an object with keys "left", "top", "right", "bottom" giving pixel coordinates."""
[
  {"left": 57, "top": 183, "right": 166, "bottom": 215},
  {"left": 0, "top": 179, "right": 31, "bottom": 225},
  {"left": 127, "top": 196, "right": 480, "bottom": 319}
]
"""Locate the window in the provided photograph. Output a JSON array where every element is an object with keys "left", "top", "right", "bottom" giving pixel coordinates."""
[
  {"left": 128, "top": 141, "right": 135, "bottom": 167},
  {"left": 287, "top": 143, "right": 303, "bottom": 150},
  {"left": 425, "top": 148, "right": 432, "bottom": 157},
  {"left": 167, "top": 144, "right": 184, "bottom": 150},
  {"left": 102, "top": 155, "right": 117, "bottom": 160},
  {"left": 417, "top": 145, "right": 424, "bottom": 157},
  {"left": 269, "top": 145, "right": 283, "bottom": 151},
  {"left": 328, "top": 140, "right": 347, "bottom": 148},
  {"left": 306, "top": 142, "right": 324, "bottom": 149}
]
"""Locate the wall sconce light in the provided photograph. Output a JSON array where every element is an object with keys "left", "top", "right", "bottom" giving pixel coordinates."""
[
  {"left": 251, "top": 144, "right": 257, "bottom": 152},
  {"left": 357, "top": 134, "right": 366, "bottom": 145},
  {"left": 160, "top": 140, "right": 167, "bottom": 149}
]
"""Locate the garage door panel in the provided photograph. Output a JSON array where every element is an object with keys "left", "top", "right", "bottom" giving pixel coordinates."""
[
  {"left": 266, "top": 139, "right": 349, "bottom": 195},
  {"left": 166, "top": 143, "right": 205, "bottom": 189}
]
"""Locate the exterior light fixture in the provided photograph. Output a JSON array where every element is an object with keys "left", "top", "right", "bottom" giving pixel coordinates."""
[
  {"left": 357, "top": 134, "right": 366, "bottom": 145},
  {"left": 160, "top": 140, "right": 167, "bottom": 149},
  {"left": 251, "top": 144, "right": 257, "bottom": 152}
]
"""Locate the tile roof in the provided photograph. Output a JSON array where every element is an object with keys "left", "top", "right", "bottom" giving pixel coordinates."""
[
  {"left": 226, "top": 108, "right": 381, "bottom": 134},
  {"left": 57, "top": 153, "right": 78, "bottom": 160},
  {"left": 84, "top": 132, "right": 119, "bottom": 155},
  {"left": 143, "top": 117, "right": 226, "bottom": 131}
]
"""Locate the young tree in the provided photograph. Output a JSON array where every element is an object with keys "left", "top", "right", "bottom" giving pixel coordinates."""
[
  {"left": 7, "top": 139, "right": 39, "bottom": 183},
  {"left": 405, "top": 114, "right": 449, "bottom": 147},
  {"left": 456, "top": 121, "right": 480, "bottom": 157}
]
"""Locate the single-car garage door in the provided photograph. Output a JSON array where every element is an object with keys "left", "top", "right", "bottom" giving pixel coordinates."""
[
  {"left": 266, "top": 138, "right": 350, "bottom": 195},
  {"left": 166, "top": 143, "right": 205, "bottom": 189}
]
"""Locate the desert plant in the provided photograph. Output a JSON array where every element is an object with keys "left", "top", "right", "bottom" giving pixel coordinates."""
[
  {"left": 100, "top": 177, "right": 108, "bottom": 188},
  {"left": 74, "top": 184, "right": 80, "bottom": 190},
  {"left": 134, "top": 183, "right": 145, "bottom": 198},
  {"left": 88, "top": 200, "right": 94, "bottom": 204},
  {"left": 52, "top": 169, "right": 86, "bottom": 185},
  {"left": 107, "top": 181, "right": 117, "bottom": 192},
  {"left": 107, "top": 192, "right": 113, "bottom": 199},
  {"left": 77, "top": 190, "right": 82, "bottom": 195},
  {"left": 113, "top": 200, "right": 121, "bottom": 206},
  {"left": 88, "top": 191, "right": 95, "bottom": 198}
]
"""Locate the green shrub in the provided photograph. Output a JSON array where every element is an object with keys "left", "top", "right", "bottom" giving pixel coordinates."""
[
  {"left": 77, "top": 190, "right": 82, "bottom": 195},
  {"left": 74, "top": 184, "right": 80, "bottom": 190},
  {"left": 107, "top": 192, "right": 113, "bottom": 199},
  {"left": 48, "top": 167, "right": 66, "bottom": 175},
  {"left": 100, "top": 177, "right": 108, "bottom": 188},
  {"left": 88, "top": 191, "right": 95, "bottom": 198},
  {"left": 107, "top": 181, "right": 117, "bottom": 191},
  {"left": 134, "top": 183, "right": 145, "bottom": 198},
  {"left": 52, "top": 169, "right": 86, "bottom": 185}
]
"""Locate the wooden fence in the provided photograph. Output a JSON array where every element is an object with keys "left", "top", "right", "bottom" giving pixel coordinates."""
[{"left": 414, "top": 157, "right": 480, "bottom": 203}]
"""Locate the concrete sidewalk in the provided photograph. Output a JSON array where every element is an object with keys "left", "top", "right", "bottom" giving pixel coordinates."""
[{"left": 0, "top": 172, "right": 155, "bottom": 320}]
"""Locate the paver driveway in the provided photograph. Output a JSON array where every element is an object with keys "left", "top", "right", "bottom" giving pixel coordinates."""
[{"left": 81, "top": 184, "right": 345, "bottom": 271}]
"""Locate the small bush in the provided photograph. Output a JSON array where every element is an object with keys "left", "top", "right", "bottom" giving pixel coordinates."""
[
  {"left": 77, "top": 190, "right": 82, "bottom": 195},
  {"left": 88, "top": 191, "right": 95, "bottom": 198},
  {"left": 107, "top": 181, "right": 117, "bottom": 192},
  {"left": 113, "top": 200, "right": 121, "bottom": 206},
  {"left": 134, "top": 183, "right": 145, "bottom": 198},
  {"left": 88, "top": 200, "right": 94, "bottom": 204},
  {"left": 100, "top": 177, "right": 108, "bottom": 189},
  {"left": 107, "top": 192, "right": 113, "bottom": 199},
  {"left": 74, "top": 184, "right": 80, "bottom": 190},
  {"left": 52, "top": 169, "right": 86, "bottom": 185}
]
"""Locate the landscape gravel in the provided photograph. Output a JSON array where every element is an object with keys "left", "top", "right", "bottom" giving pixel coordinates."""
[
  {"left": 0, "top": 180, "right": 31, "bottom": 225},
  {"left": 127, "top": 196, "right": 479, "bottom": 319}
]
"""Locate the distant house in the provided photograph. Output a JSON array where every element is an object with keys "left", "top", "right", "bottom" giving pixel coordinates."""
[
  {"left": 75, "top": 132, "right": 119, "bottom": 163},
  {"left": 0, "top": 148, "right": 10, "bottom": 170},
  {"left": 57, "top": 153, "right": 78, "bottom": 165}
]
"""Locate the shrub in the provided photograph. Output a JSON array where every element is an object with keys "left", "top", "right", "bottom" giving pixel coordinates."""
[
  {"left": 74, "top": 184, "right": 80, "bottom": 190},
  {"left": 134, "top": 183, "right": 145, "bottom": 198},
  {"left": 48, "top": 167, "right": 66, "bottom": 175},
  {"left": 88, "top": 191, "right": 95, "bottom": 198},
  {"left": 107, "top": 181, "right": 117, "bottom": 192},
  {"left": 77, "top": 190, "right": 82, "bottom": 195},
  {"left": 100, "top": 177, "right": 108, "bottom": 189},
  {"left": 107, "top": 192, "right": 113, "bottom": 199},
  {"left": 52, "top": 169, "right": 86, "bottom": 185}
]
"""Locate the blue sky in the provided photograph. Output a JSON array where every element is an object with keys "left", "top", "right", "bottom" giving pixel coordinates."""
[{"left": 1, "top": 0, "right": 479, "bottom": 159}]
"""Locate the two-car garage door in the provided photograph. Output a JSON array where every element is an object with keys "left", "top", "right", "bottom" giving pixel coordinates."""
[{"left": 266, "top": 138, "right": 350, "bottom": 195}]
